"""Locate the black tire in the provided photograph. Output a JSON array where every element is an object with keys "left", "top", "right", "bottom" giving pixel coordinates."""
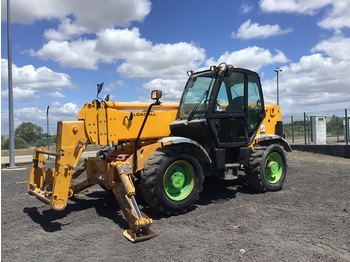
[
  {"left": 140, "top": 146, "right": 204, "bottom": 215},
  {"left": 245, "top": 144, "right": 287, "bottom": 192}
]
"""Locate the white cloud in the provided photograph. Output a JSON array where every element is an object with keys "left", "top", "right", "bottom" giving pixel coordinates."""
[
  {"left": 239, "top": 2, "right": 253, "bottom": 14},
  {"left": 117, "top": 42, "right": 206, "bottom": 79},
  {"left": 259, "top": 0, "right": 350, "bottom": 32},
  {"left": 137, "top": 46, "right": 288, "bottom": 103},
  {"left": 51, "top": 102, "right": 80, "bottom": 116},
  {"left": 1, "top": 59, "right": 71, "bottom": 89},
  {"left": 259, "top": 0, "right": 331, "bottom": 15},
  {"left": 206, "top": 46, "right": 289, "bottom": 72},
  {"left": 1, "top": 86, "right": 39, "bottom": 101},
  {"left": 317, "top": 1, "right": 350, "bottom": 31},
  {"left": 100, "top": 81, "right": 129, "bottom": 101},
  {"left": 232, "top": 20, "right": 292, "bottom": 39},
  {"left": 50, "top": 101, "right": 61, "bottom": 107},
  {"left": 49, "top": 91, "right": 66, "bottom": 98},
  {"left": 28, "top": 39, "right": 100, "bottom": 69},
  {"left": 141, "top": 79, "right": 186, "bottom": 102},
  {"left": 95, "top": 28, "right": 152, "bottom": 58},
  {"left": 30, "top": 27, "right": 206, "bottom": 76},
  {"left": 312, "top": 36, "right": 350, "bottom": 62},
  {"left": 104, "top": 80, "right": 128, "bottom": 93},
  {"left": 262, "top": 36, "right": 350, "bottom": 114},
  {"left": 1, "top": 59, "right": 72, "bottom": 102},
  {"left": 44, "top": 18, "right": 87, "bottom": 41},
  {"left": 1, "top": 0, "right": 151, "bottom": 40},
  {"left": 1, "top": 0, "right": 69, "bottom": 24}
]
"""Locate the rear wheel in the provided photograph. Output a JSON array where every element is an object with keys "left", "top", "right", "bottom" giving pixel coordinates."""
[
  {"left": 245, "top": 144, "right": 287, "bottom": 192},
  {"left": 140, "top": 146, "right": 204, "bottom": 215}
]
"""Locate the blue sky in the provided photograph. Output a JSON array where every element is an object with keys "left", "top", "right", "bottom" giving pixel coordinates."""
[{"left": 1, "top": 0, "right": 350, "bottom": 133}]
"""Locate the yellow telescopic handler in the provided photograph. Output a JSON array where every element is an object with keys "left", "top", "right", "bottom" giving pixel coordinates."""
[{"left": 27, "top": 64, "right": 291, "bottom": 242}]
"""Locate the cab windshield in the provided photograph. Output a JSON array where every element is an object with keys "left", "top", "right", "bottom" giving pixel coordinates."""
[{"left": 178, "top": 72, "right": 215, "bottom": 120}]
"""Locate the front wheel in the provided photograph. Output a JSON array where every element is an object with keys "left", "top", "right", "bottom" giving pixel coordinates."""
[
  {"left": 245, "top": 144, "right": 287, "bottom": 192},
  {"left": 140, "top": 146, "right": 204, "bottom": 215}
]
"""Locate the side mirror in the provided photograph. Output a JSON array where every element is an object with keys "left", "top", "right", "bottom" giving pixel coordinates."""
[
  {"left": 151, "top": 90, "right": 162, "bottom": 102},
  {"left": 97, "top": 82, "right": 104, "bottom": 97},
  {"left": 104, "top": 94, "right": 110, "bottom": 101}
]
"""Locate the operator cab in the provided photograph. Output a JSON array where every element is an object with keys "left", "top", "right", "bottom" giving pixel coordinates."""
[{"left": 170, "top": 64, "right": 265, "bottom": 149}]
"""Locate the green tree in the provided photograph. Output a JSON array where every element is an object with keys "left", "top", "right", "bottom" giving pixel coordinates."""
[
  {"left": 1, "top": 136, "right": 28, "bottom": 150},
  {"left": 35, "top": 137, "right": 48, "bottom": 147},
  {"left": 50, "top": 134, "right": 56, "bottom": 145},
  {"left": 327, "top": 115, "right": 344, "bottom": 135},
  {"left": 283, "top": 121, "right": 307, "bottom": 137},
  {"left": 15, "top": 122, "right": 43, "bottom": 144},
  {"left": 1, "top": 136, "right": 7, "bottom": 150}
]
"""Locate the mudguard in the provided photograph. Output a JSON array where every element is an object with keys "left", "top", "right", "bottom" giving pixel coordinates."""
[
  {"left": 254, "top": 134, "right": 292, "bottom": 152},
  {"left": 158, "top": 136, "right": 212, "bottom": 164}
]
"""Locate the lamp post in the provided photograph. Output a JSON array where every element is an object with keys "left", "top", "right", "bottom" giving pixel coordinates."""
[
  {"left": 7, "top": 0, "right": 16, "bottom": 167},
  {"left": 275, "top": 67, "right": 282, "bottom": 105},
  {"left": 46, "top": 106, "right": 50, "bottom": 159}
]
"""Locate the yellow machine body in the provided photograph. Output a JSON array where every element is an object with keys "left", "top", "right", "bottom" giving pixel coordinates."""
[
  {"left": 256, "top": 104, "right": 283, "bottom": 137},
  {"left": 78, "top": 101, "right": 178, "bottom": 145},
  {"left": 28, "top": 101, "right": 178, "bottom": 242},
  {"left": 27, "top": 66, "right": 290, "bottom": 243},
  {"left": 27, "top": 100, "right": 283, "bottom": 241}
]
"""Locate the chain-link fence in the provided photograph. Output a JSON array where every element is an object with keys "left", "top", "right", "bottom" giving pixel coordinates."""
[
  {"left": 283, "top": 108, "right": 349, "bottom": 145},
  {"left": 1, "top": 107, "right": 350, "bottom": 156},
  {"left": 1, "top": 109, "right": 77, "bottom": 155}
]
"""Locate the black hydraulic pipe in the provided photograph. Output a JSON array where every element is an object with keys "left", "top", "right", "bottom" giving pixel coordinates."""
[{"left": 132, "top": 100, "right": 161, "bottom": 171}]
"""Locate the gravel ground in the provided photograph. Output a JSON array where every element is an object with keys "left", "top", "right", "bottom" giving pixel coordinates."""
[{"left": 1, "top": 151, "right": 350, "bottom": 262}]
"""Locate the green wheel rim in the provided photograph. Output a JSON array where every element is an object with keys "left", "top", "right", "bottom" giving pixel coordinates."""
[
  {"left": 163, "top": 160, "right": 195, "bottom": 201},
  {"left": 264, "top": 152, "right": 283, "bottom": 184}
]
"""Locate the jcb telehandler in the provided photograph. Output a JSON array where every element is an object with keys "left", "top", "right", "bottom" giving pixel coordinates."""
[{"left": 28, "top": 63, "right": 291, "bottom": 242}]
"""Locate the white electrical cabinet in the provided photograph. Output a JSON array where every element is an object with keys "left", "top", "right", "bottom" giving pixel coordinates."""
[{"left": 310, "top": 116, "right": 327, "bottom": 144}]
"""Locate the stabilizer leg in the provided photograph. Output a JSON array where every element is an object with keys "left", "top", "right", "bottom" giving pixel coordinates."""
[{"left": 112, "top": 162, "right": 157, "bottom": 242}]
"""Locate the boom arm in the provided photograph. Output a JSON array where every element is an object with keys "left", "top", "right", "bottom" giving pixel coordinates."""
[
  {"left": 27, "top": 99, "right": 178, "bottom": 242},
  {"left": 28, "top": 121, "right": 87, "bottom": 211}
]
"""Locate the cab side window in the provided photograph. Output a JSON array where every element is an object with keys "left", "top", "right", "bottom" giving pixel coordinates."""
[
  {"left": 215, "top": 84, "right": 229, "bottom": 112},
  {"left": 215, "top": 72, "right": 245, "bottom": 113},
  {"left": 226, "top": 73, "right": 244, "bottom": 113},
  {"left": 247, "top": 74, "right": 263, "bottom": 130}
]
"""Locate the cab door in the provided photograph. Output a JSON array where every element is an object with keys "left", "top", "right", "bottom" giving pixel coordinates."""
[{"left": 209, "top": 70, "right": 264, "bottom": 147}]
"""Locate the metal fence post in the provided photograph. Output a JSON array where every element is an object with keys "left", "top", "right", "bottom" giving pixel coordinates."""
[
  {"left": 346, "top": 109, "right": 349, "bottom": 146},
  {"left": 304, "top": 112, "right": 307, "bottom": 145},
  {"left": 291, "top": 115, "right": 294, "bottom": 143}
]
